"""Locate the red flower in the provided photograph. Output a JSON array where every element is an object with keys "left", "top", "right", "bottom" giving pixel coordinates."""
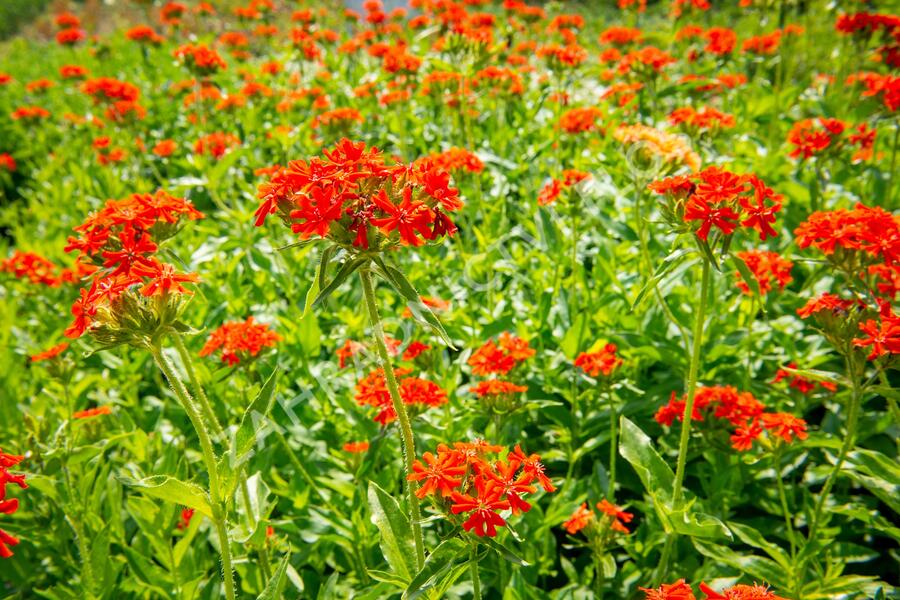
[
  {"left": 640, "top": 579, "right": 697, "bottom": 600},
  {"left": 739, "top": 177, "right": 782, "bottom": 241},
  {"left": 597, "top": 499, "right": 634, "bottom": 533},
  {"left": 402, "top": 341, "right": 430, "bottom": 361},
  {"left": 31, "top": 342, "right": 69, "bottom": 363},
  {"left": 471, "top": 380, "right": 528, "bottom": 398},
  {"left": 177, "top": 508, "right": 194, "bottom": 530},
  {"left": 563, "top": 502, "right": 594, "bottom": 534},
  {"left": 760, "top": 412, "right": 808, "bottom": 443},
  {"left": 734, "top": 250, "right": 792, "bottom": 295},
  {"left": 337, "top": 340, "right": 364, "bottom": 368},
  {"left": 730, "top": 421, "right": 763, "bottom": 451},
  {"left": 408, "top": 449, "right": 467, "bottom": 498},
  {"left": 343, "top": 441, "right": 370, "bottom": 453},
  {"left": 199, "top": 317, "right": 281, "bottom": 365},
  {"left": 853, "top": 310, "right": 900, "bottom": 360},
  {"left": 370, "top": 187, "right": 434, "bottom": 247},
  {"left": 450, "top": 478, "right": 511, "bottom": 537},
  {"left": 699, "top": 582, "right": 787, "bottom": 600},
  {"left": 683, "top": 196, "right": 740, "bottom": 241},
  {"left": 575, "top": 343, "right": 622, "bottom": 377},
  {"left": 73, "top": 406, "right": 112, "bottom": 419}
]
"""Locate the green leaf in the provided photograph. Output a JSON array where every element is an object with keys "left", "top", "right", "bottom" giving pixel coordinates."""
[
  {"left": 367, "top": 481, "right": 416, "bottom": 583},
  {"left": 668, "top": 506, "right": 732, "bottom": 540},
  {"left": 256, "top": 552, "right": 291, "bottom": 600},
  {"left": 374, "top": 260, "right": 455, "bottom": 349},
  {"left": 630, "top": 248, "right": 693, "bottom": 312},
  {"left": 403, "top": 538, "right": 467, "bottom": 600},
  {"left": 727, "top": 521, "right": 790, "bottom": 568},
  {"left": 692, "top": 540, "right": 787, "bottom": 590},
  {"left": 618, "top": 417, "right": 674, "bottom": 506},
  {"left": 301, "top": 246, "right": 334, "bottom": 318},
  {"left": 730, "top": 254, "right": 764, "bottom": 307},
  {"left": 313, "top": 256, "right": 368, "bottom": 308},
  {"left": 119, "top": 475, "right": 213, "bottom": 518},
  {"left": 232, "top": 368, "right": 279, "bottom": 465},
  {"left": 481, "top": 537, "right": 529, "bottom": 566}
]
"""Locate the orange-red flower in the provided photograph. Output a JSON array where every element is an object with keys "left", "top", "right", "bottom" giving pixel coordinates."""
[
  {"left": 31, "top": 342, "right": 69, "bottom": 363},
  {"left": 73, "top": 406, "right": 112, "bottom": 419},
  {"left": 575, "top": 343, "right": 622, "bottom": 377},
  {"left": 640, "top": 579, "right": 697, "bottom": 600},
  {"left": 733, "top": 250, "right": 793, "bottom": 295},
  {"left": 563, "top": 502, "right": 594, "bottom": 534},
  {"left": 199, "top": 317, "right": 281, "bottom": 365}
]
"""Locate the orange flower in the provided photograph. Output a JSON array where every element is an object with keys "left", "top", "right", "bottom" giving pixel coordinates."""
[
  {"left": 30, "top": 342, "right": 69, "bottom": 363},
  {"left": 563, "top": 502, "right": 594, "bottom": 534},
  {"left": 640, "top": 579, "right": 697, "bottom": 600},
  {"left": 73, "top": 406, "right": 112, "bottom": 419},
  {"left": 597, "top": 499, "right": 634, "bottom": 533}
]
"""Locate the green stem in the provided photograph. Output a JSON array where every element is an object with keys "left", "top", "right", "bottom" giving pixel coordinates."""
[
  {"left": 150, "top": 342, "right": 236, "bottom": 600},
  {"left": 773, "top": 447, "right": 797, "bottom": 558},
  {"left": 68, "top": 515, "right": 96, "bottom": 596},
  {"left": 672, "top": 258, "right": 712, "bottom": 505},
  {"left": 359, "top": 268, "right": 426, "bottom": 571},
  {"left": 171, "top": 333, "right": 224, "bottom": 439},
  {"left": 808, "top": 362, "right": 862, "bottom": 541},
  {"left": 607, "top": 387, "right": 617, "bottom": 500},
  {"left": 888, "top": 122, "right": 899, "bottom": 206},
  {"left": 470, "top": 545, "right": 482, "bottom": 600}
]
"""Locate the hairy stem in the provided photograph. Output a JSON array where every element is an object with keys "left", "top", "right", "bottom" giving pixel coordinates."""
[
  {"left": 150, "top": 342, "right": 236, "bottom": 600},
  {"left": 359, "top": 268, "right": 426, "bottom": 570},
  {"left": 808, "top": 361, "right": 862, "bottom": 541},
  {"left": 673, "top": 258, "right": 712, "bottom": 504}
]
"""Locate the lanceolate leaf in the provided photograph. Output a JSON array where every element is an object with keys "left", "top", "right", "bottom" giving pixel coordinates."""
[
  {"left": 403, "top": 538, "right": 467, "bottom": 600},
  {"left": 119, "top": 475, "right": 213, "bottom": 518},
  {"left": 233, "top": 368, "right": 279, "bottom": 463},
  {"left": 367, "top": 481, "right": 416, "bottom": 583},
  {"left": 372, "top": 258, "right": 455, "bottom": 348}
]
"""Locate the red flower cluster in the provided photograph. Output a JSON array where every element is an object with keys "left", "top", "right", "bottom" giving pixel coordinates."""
[
  {"left": 563, "top": 499, "right": 633, "bottom": 534},
  {"left": 126, "top": 25, "right": 165, "bottom": 45},
  {"left": 787, "top": 118, "right": 876, "bottom": 161},
  {"left": 668, "top": 106, "right": 735, "bottom": 131},
  {"left": 0, "top": 449, "right": 27, "bottom": 559},
  {"left": 311, "top": 107, "right": 364, "bottom": 131},
  {"left": 733, "top": 250, "right": 792, "bottom": 296},
  {"left": 772, "top": 363, "right": 837, "bottom": 395},
  {"left": 355, "top": 368, "right": 448, "bottom": 425},
  {"left": 73, "top": 406, "right": 112, "bottom": 420},
  {"left": 174, "top": 44, "right": 228, "bottom": 74},
  {"left": 650, "top": 167, "right": 782, "bottom": 242},
  {"left": 195, "top": 132, "right": 241, "bottom": 159},
  {"left": 468, "top": 333, "right": 535, "bottom": 376},
  {"left": 199, "top": 317, "right": 281, "bottom": 365},
  {"left": 31, "top": 342, "right": 70, "bottom": 363},
  {"left": 1, "top": 250, "right": 97, "bottom": 287},
  {"left": 846, "top": 72, "right": 900, "bottom": 112},
  {"left": 558, "top": 107, "right": 604, "bottom": 134},
  {"left": 854, "top": 304, "right": 900, "bottom": 360},
  {"left": 62, "top": 190, "right": 203, "bottom": 339},
  {"left": 255, "top": 139, "right": 461, "bottom": 249},
  {"left": 641, "top": 580, "right": 786, "bottom": 600},
  {"left": 795, "top": 204, "right": 899, "bottom": 267},
  {"left": 835, "top": 12, "right": 900, "bottom": 38},
  {"left": 574, "top": 342, "right": 622, "bottom": 377},
  {"left": 10, "top": 106, "right": 51, "bottom": 121},
  {"left": 0, "top": 153, "right": 15, "bottom": 172},
  {"left": 537, "top": 170, "right": 590, "bottom": 206},
  {"left": 414, "top": 148, "right": 484, "bottom": 174},
  {"left": 655, "top": 385, "right": 807, "bottom": 452},
  {"left": 409, "top": 441, "right": 554, "bottom": 537}
]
